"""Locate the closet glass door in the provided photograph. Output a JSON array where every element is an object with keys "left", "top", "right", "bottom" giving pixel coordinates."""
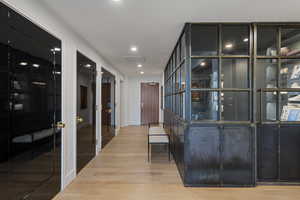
[
  {"left": 0, "top": 3, "right": 10, "bottom": 199},
  {"left": 1, "top": 5, "right": 62, "bottom": 200}
]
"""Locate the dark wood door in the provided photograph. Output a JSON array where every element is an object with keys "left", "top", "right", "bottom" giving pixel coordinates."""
[
  {"left": 141, "top": 82, "right": 159, "bottom": 125},
  {"left": 101, "top": 83, "right": 113, "bottom": 147}
]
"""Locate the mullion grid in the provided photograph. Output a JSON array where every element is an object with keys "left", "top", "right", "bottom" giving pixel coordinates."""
[
  {"left": 164, "top": 31, "right": 186, "bottom": 117},
  {"left": 190, "top": 23, "right": 252, "bottom": 123},
  {"left": 257, "top": 24, "right": 300, "bottom": 125}
]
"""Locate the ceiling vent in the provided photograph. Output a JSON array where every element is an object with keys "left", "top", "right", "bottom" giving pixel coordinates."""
[{"left": 123, "top": 56, "right": 146, "bottom": 63}]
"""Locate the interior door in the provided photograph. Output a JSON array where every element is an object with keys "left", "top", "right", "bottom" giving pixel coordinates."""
[
  {"left": 101, "top": 69, "right": 115, "bottom": 148},
  {"left": 0, "top": 3, "right": 62, "bottom": 199},
  {"left": 76, "top": 52, "right": 96, "bottom": 174},
  {"left": 141, "top": 82, "right": 159, "bottom": 125}
]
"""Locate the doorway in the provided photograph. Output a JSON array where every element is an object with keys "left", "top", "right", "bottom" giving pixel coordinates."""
[
  {"left": 141, "top": 82, "right": 160, "bottom": 125},
  {"left": 101, "top": 69, "right": 115, "bottom": 148},
  {"left": 76, "top": 52, "right": 96, "bottom": 174}
]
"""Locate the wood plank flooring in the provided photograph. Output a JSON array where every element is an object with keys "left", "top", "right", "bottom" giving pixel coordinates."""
[{"left": 53, "top": 126, "right": 300, "bottom": 200}]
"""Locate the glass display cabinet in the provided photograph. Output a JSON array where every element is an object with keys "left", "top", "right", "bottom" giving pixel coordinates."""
[{"left": 164, "top": 23, "right": 300, "bottom": 187}]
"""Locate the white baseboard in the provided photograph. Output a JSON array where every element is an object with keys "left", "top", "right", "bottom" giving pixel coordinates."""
[{"left": 62, "top": 169, "right": 76, "bottom": 190}]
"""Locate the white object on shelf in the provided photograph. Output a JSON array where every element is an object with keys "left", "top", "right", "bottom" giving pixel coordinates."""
[{"left": 291, "top": 65, "right": 300, "bottom": 79}]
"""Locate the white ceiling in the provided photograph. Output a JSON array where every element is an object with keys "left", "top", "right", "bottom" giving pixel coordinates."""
[{"left": 39, "top": 0, "right": 300, "bottom": 76}]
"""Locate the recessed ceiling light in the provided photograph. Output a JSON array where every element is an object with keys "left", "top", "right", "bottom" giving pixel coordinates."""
[
  {"left": 225, "top": 43, "right": 233, "bottom": 49},
  {"left": 112, "top": 0, "right": 121, "bottom": 2},
  {"left": 140, "top": 71, "right": 144, "bottom": 75},
  {"left": 32, "top": 64, "right": 40, "bottom": 68},
  {"left": 137, "top": 64, "right": 143, "bottom": 68},
  {"left": 200, "top": 62, "right": 206, "bottom": 67},
  {"left": 130, "top": 46, "right": 138, "bottom": 52},
  {"left": 243, "top": 38, "right": 249, "bottom": 42},
  {"left": 19, "top": 62, "right": 28, "bottom": 66}
]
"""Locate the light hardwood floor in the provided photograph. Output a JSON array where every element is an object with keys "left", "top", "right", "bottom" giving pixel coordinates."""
[{"left": 53, "top": 126, "right": 300, "bottom": 200}]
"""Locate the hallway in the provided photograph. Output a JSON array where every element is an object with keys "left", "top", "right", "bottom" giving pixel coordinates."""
[{"left": 54, "top": 126, "right": 300, "bottom": 200}]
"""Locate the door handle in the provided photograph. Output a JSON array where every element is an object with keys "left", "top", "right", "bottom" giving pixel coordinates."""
[
  {"left": 56, "top": 122, "right": 66, "bottom": 129},
  {"left": 77, "top": 116, "right": 84, "bottom": 123}
]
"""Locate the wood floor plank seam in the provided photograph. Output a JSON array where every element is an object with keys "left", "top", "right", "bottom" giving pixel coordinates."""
[{"left": 53, "top": 126, "right": 300, "bottom": 200}]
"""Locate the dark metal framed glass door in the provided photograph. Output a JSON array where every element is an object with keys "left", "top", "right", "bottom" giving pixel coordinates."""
[{"left": 255, "top": 24, "right": 300, "bottom": 182}]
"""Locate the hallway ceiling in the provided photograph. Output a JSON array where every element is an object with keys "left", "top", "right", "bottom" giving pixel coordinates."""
[{"left": 39, "top": 0, "right": 300, "bottom": 76}]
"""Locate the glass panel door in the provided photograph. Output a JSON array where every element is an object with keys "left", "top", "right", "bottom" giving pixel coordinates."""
[
  {"left": 76, "top": 52, "right": 96, "bottom": 174},
  {"left": 1, "top": 5, "right": 62, "bottom": 199},
  {"left": 0, "top": 3, "right": 10, "bottom": 199},
  {"left": 101, "top": 69, "right": 116, "bottom": 148}
]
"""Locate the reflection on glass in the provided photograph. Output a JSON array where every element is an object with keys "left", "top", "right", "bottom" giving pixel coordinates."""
[
  {"left": 222, "top": 25, "right": 249, "bottom": 55},
  {"left": 181, "top": 34, "right": 186, "bottom": 60},
  {"left": 176, "top": 68, "right": 180, "bottom": 92},
  {"left": 280, "top": 91, "right": 300, "bottom": 121},
  {"left": 191, "top": 91, "right": 219, "bottom": 120},
  {"left": 281, "top": 28, "right": 300, "bottom": 56},
  {"left": 191, "top": 59, "right": 218, "bottom": 88},
  {"left": 181, "top": 65, "right": 186, "bottom": 90},
  {"left": 280, "top": 59, "right": 300, "bottom": 88},
  {"left": 257, "top": 26, "right": 278, "bottom": 56},
  {"left": 191, "top": 25, "right": 218, "bottom": 56},
  {"left": 256, "top": 59, "right": 278, "bottom": 89},
  {"left": 176, "top": 44, "right": 181, "bottom": 65},
  {"left": 176, "top": 94, "right": 180, "bottom": 115},
  {"left": 77, "top": 52, "right": 96, "bottom": 173},
  {"left": 221, "top": 92, "right": 250, "bottom": 121},
  {"left": 262, "top": 92, "right": 277, "bottom": 121},
  {"left": 173, "top": 95, "right": 176, "bottom": 113},
  {"left": 221, "top": 59, "right": 249, "bottom": 88}
]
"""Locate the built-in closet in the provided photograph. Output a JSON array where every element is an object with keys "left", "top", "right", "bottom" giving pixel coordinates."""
[
  {"left": 164, "top": 23, "right": 300, "bottom": 187},
  {"left": 0, "top": 2, "right": 62, "bottom": 199}
]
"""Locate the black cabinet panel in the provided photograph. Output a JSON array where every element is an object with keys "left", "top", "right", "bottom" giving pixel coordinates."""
[
  {"left": 258, "top": 125, "right": 278, "bottom": 180},
  {"left": 185, "top": 126, "right": 221, "bottom": 185},
  {"left": 280, "top": 125, "right": 300, "bottom": 181},
  {"left": 223, "top": 126, "right": 253, "bottom": 185},
  {"left": 0, "top": 2, "right": 62, "bottom": 199}
]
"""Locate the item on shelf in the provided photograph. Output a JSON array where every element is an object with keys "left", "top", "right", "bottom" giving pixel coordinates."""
[
  {"left": 290, "top": 65, "right": 300, "bottom": 79},
  {"left": 291, "top": 82, "right": 300, "bottom": 88},
  {"left": 280, "top": 47, "right": 290, "bottom": 56},
  {"left": 287, "top": 49, "right": 300, "bottom": 56},
  {"left": 280, "top": 67, "right": 288, "bottom": 74},
  {"left": 289, "top": 95, "right": 300, "bottom": 102},
  {"left": 266, "top": 102, "right": 276, "bottom": 120},
  {"left": 14, "top": 104, "right": 23, "bottom": 111},
  {"left": 13, "top": 81, "right": 21, "bottom": 89},
  {"left": 266, "top": 83, "right": 276, "bottom": 88},
  {"left": 281, "top": 105, "right": 300, "bottom": 121},
  {"left": 281, "top": 105, "right": 289, "bottom": 121},
  {"left": 266, "top": 47, "right": 277, "bottom": 56},
  {"left": 266, "top": 66, "right": 277, "bottom": 82}
]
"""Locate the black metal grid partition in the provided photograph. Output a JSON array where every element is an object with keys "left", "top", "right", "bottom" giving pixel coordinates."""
[
  {"left": 164, "top": 23, "right": 300, "bottom": 187},
  {"left": 254, "top": 24, "right": 300, "bottom": 182}
]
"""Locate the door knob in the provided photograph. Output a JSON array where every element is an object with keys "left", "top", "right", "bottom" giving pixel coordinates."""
[
  {"left": 56, "top": 122, "right": 66, "bottom": 129},
  {"left": 77, "top": 116, "right": 84, "bottom": 123}
]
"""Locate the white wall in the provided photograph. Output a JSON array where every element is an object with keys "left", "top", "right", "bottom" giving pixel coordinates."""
[
  {"left": 121, "top": 75, "right": 163, "bottom": 126},
  {"left": 1, "top": 0, "right": 124, "bottom": 190}
]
